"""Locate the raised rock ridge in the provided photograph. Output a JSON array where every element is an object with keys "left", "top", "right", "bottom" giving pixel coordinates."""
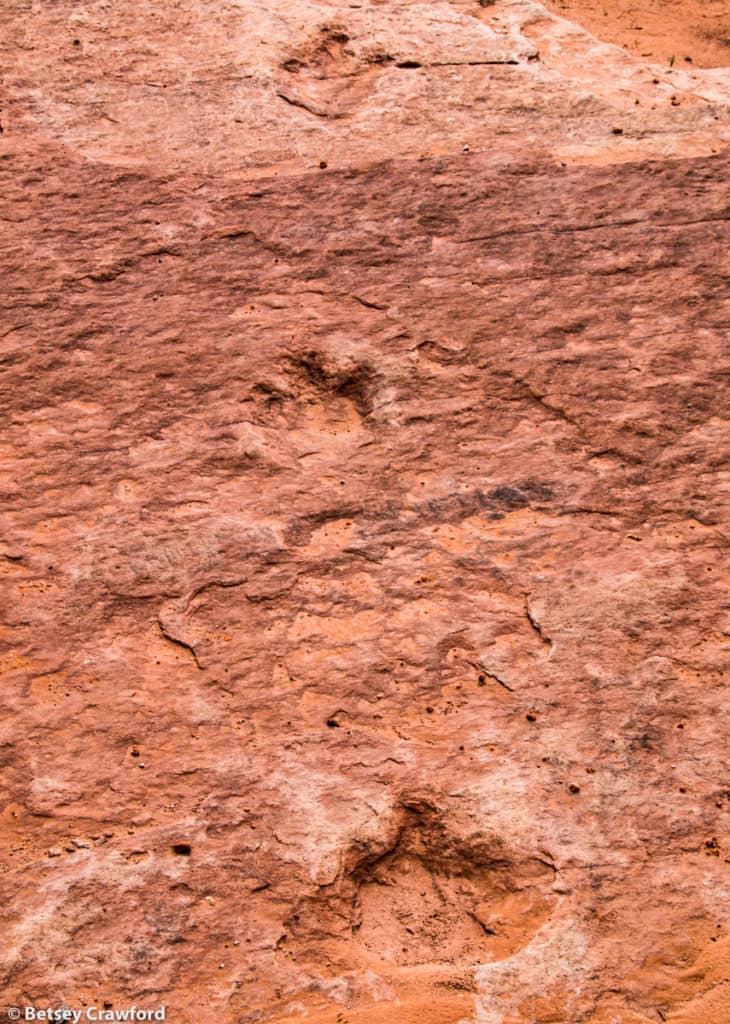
[{"left": 2, "top": 3, "right": 730, "bottom": 1023}]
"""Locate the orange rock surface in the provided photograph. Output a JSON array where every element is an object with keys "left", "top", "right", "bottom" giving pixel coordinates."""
[
  {"left": 1, "top": 3, "right": 730, "bottom": 1023},
  {"left": 544, "top": 0, "right": 730, "bottom": 69}
]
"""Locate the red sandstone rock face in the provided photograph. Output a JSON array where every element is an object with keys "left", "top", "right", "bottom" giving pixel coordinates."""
[{"left": 2, "top": 3, "right": 730, "bottom": 1024}]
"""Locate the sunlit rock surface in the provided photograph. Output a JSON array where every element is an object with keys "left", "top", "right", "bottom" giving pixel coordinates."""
[{"left": 2, "top": 2, "right": 730, "bottom": 1022}]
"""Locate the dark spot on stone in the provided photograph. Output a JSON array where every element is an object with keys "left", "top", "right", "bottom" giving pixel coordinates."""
[
  {"left": 568, "top": 784, "right": 581, "bottom": 794},
  {"left": 426, "top": 706, "right": 434, "bottom": 714},
  {"left": 612, "top": 127, "right": 623, "bottom": 135},
  {"left": 319, "top": 160, "right": 328, "bottom": 169},
  {"left": 519, "top": 479, "right": 554, "bottom": 501},
  {"left": 326, "top": 718, "right": 340, "bottom": 728},
  {"left": 526, "top": 713, "right": 537, "bottom": 722},
  {"left": 172, "top": 843, "right": 192, "bottom": 856},
  {"left": 489, "top": 485, "right": 529, "bottom": 509}
]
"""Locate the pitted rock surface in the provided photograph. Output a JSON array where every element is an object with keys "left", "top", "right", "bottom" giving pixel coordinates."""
[{"left": 2, "top": 2, "right": 730, "bottom": 1023}]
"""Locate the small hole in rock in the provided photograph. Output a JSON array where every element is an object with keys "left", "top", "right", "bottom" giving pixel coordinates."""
[
  {"left": 326, "top": 718, "right": 340, "bottom": 728},
  {"left": 172, "top": 843, "right": 192, "bottom": 856}
]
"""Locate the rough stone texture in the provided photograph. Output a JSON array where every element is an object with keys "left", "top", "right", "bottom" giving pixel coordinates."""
[
  {"left": 543, "top": 0, "right": 730, "bottom": 70},
  {"left": 1, "top": 3, "right": 730, "bottom": 1023}
]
